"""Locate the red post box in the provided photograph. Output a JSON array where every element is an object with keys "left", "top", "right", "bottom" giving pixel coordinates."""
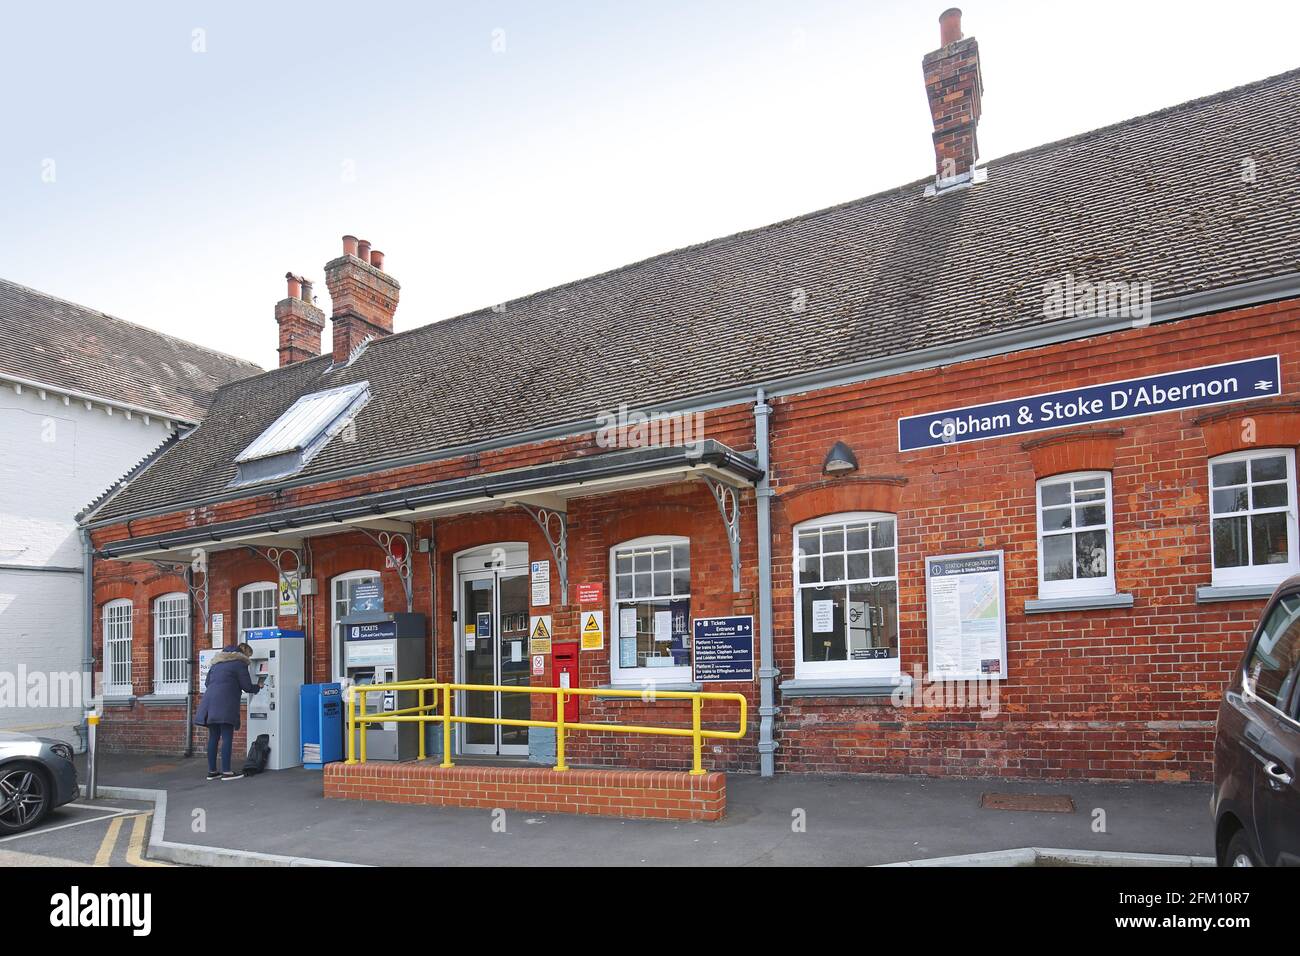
[{"left": 552, "top": 642, "right": 579, "bottom": 723}]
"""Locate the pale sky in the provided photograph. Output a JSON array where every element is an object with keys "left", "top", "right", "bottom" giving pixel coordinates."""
[{"left": 2, "top": 0, "right": 1295, "bottom": 369}]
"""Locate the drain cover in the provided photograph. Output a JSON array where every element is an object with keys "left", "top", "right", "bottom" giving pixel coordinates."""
[{"left": 980, "top": 792, "right": 1075, "bottom": 813}]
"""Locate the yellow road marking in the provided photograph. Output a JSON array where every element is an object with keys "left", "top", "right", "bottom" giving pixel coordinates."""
[
  {"left": 93, "top": 816, "right": 123, "bottom": 867},
  {"left": 126, "top": 813, "right": 170, "bottom": 867}
]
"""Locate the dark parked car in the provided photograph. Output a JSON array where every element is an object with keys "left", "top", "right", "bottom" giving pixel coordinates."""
[
  {"left": 1213, "top": 574, "right": 1300, "bottom": 866},
  {"left": 0, "top": 731, "right": 79, "bottom": 835}
]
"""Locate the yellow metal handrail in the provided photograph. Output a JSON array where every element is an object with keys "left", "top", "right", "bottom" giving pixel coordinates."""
[{"left": 344, "top": 680, "right": 747, "bottom": 775}]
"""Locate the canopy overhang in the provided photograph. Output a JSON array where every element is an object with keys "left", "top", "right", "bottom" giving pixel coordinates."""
[{"left": 97, "top": 440, "right": 761, "bottom": 565}]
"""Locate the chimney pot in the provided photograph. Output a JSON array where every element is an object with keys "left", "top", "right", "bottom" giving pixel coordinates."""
[
  {"left": 939, "top": 7, "right": 962, "bottom": 46},
  {"left": 275, "top": 270, "right": 326, "bottom": 367},
  {"left": 326, "top": 236, "right": 400, "bottom": 364}
]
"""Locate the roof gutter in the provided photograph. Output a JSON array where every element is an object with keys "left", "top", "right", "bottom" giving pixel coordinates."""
[{"left": 84, "top": 270, "right": 1300, "bottom": 531}]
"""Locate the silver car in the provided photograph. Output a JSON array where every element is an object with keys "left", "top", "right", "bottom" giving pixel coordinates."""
[{"left": 0, "top": 732, "right": 79, "bottom": 835}]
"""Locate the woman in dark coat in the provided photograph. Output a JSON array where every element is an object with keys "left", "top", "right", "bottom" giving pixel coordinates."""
[{"left": 196, "top": 643, "right": 261, "bottom": 780}]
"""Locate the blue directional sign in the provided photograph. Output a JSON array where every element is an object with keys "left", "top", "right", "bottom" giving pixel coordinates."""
[
  {"left": 692, "top": 616, "right": 755, "bottom": 683},
  {"left": 898, "top": 355, "right": 1280, "bottom": 452}
]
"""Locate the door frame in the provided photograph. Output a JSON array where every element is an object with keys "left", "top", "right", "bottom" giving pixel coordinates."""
[{"left": 453, "top": 543, "right": 530, "bottom": 757}]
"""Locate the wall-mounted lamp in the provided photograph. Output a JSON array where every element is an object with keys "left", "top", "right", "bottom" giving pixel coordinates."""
[{"left": 822, "top": 441, "right": 858, "bottom": 475}]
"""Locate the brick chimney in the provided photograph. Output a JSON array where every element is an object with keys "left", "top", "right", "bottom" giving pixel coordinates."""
[
  {"left": 325, "top": 234, "right": 399, "bottom": 364},
  {"left": 274, "top": 272, "right": 326, "bottom": 366},
  {"left": 922, "top": 8, "right": 983, "bottom": 184}
]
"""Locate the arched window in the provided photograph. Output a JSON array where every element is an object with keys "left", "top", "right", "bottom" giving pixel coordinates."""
[
  {"left": 102, "top": 599, "right": 134, "bottom": 697},
  {"left": 1209, "top": 448, "right": 1299, "bottom": 588},
  {"left": 331, "top": 570, "right": 382, "bottom": 681},
  {"left": 237, "top": 582, "right": 277, "bottom": 639},
  {"left": 793, "top": 513, "right": 899, "bottom": 679},
  {"left": 609, "top": 535, "right": 691, "bottom": 685},
  {"left": 1035, "top": 471, "right": 1115, "bottom": 599},
  {"left": 153, "top": 592, "right": 190, "bottom": 696}
]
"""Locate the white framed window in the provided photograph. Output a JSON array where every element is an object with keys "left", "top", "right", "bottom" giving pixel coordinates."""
[
  {"left": 609, "top": 536, "right": 691, "bottom": 684},
  {"left": 1036, "top": 472, "right": 1115, "bottom": 599},
  {"left": 1209, "top": 448, "right": 1299, "bottom": 588},
  {"left": 794, "top": 513, "right": 900, "bottom": 680},
  {"left": 153, "top": 592, "right": 190, "bottom": 696},
  {"left": 332, "top": 570, "right": 381, "bottom": 681},
  {"left": 237, "top": 582, "right": 277, "bottom": 638},
  {"left": 102, "top": 600, "right": 134, "bottom": 697}
]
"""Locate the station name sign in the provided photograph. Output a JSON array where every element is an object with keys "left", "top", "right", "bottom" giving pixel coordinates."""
[{"left": 898, "top": 355, "right": 1280, "bottom": 452}]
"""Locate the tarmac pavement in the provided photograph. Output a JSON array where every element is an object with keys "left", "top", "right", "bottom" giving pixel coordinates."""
[
  {"left": 0, "top": 795, "right": 169, "bottom": 867},
  {"left": 76, "top": 753, "right": 1215, "bottom": 866}
]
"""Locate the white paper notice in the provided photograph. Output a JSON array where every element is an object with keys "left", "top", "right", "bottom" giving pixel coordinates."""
[
  {"left": 510, "top": 641, "right": 522, "bottom": 663},
  {"left": 927, "top": 575, "right": 963, "bottom": 674},
  {"left": 530, "top": 560, "right": 550, "bottom": 606},
  {"left": 654, "top": 610, "right": 672, "bottom": 642},
  {"left": 619, "top": 607, "right": 638, "bottom": 639},
  {"left": 812, "top": 600, "right": 835, "bottom": 633}
]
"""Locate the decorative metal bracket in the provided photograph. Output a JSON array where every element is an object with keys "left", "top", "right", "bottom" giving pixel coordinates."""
[
  {"left": 518, "top": 504, "right": 568, "bottom": 606},
  {"left": 356, "top": 528, "right": 414, "bottom": 612},
  {"left": 145, "top": 559, "right": 210, "bottom": 643},
  {"left": 244, "top": 546, "right": 306, "bottom": 625},
  {"left": 703, "top": 476, "right": 742, "bottom": 592}
]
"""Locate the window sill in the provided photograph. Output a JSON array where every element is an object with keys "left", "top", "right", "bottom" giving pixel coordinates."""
[
  {"left": 1024, "top": 593, "right": 1134, "bottom": 614},
  {"left": 102, "top": 695, "right": 136, "bottom": 708},
  {"left": 139, "top": 694, "right": 190, "bottom": 707},
  {"left": 779, "top": 675, "right": 911, "bottom": 700},
  {"left": 1196, "top": 584, "right": 1278, "bottom": 604}
]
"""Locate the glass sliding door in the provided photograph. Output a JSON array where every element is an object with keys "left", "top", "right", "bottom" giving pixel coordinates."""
[{"left": 458, "top": 564, "right": 531, "bottom": 756}]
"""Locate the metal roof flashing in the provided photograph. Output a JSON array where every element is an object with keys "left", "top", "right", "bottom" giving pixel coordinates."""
[{"left": 924, "top": 165, "right": 988, "bottom": 197}]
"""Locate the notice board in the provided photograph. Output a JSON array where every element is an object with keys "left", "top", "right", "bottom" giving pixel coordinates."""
[{"left": 924, "top": 550, "right": 1007, "bottom": 680}]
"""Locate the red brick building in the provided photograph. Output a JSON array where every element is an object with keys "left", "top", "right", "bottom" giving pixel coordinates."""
[{"left": 80, "top": 12, "right": 1300, "bottom": 782}]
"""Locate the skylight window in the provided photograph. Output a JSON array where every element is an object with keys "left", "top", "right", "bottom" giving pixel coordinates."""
[{"left": 230, "top": 381, "right": 370, "bottom": 487}]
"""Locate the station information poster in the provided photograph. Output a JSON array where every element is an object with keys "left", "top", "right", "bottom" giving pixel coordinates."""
[{"left": 924, "top": 550, "right": 1007, "bottom": 681}]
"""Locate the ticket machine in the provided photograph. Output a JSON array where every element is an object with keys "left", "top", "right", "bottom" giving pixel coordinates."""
[
  {"left": 341, "top": 612, "right": 426, "bottom": 761},
  {"left": 244, "top": 627, "right": 305, "bottom": 770}
]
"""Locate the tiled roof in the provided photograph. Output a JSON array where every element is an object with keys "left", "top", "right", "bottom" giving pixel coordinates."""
[
  {"left": 0, "top": 278, "right": 261, "bottom": 421},
  {"left": 87, "top": 67, "right": 1300, "bottom": 524}
]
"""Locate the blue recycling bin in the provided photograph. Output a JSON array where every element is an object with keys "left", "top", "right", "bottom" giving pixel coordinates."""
[{"left": 300, "top": 683, "right": 344, "bottom": 769}]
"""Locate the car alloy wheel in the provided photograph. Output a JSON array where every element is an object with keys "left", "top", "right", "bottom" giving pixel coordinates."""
[
  {"left": 1224, "top": 828, "right": 1260, "bottom": 868},
  {"left": 0, "top": 767, "right": 46, "bottom": 829}
]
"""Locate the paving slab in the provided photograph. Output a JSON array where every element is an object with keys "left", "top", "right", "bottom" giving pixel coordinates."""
[{"left": 83, "top": 753, "right": 1215, "bottom": 866}]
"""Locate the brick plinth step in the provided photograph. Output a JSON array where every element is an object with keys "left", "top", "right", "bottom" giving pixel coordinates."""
[{"left": 324, "top": 762, "right": 726, "bottom": 822}]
